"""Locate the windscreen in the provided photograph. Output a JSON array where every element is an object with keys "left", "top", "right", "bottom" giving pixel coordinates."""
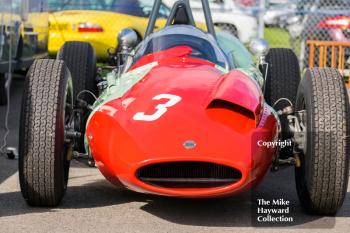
[{"left": 134, "top": 25, "right": 228, "bottom": 68}]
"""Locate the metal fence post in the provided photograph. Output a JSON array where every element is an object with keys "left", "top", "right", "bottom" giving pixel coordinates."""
[{"left": 258, "top": 0, "right": 265, "bottom": 39}]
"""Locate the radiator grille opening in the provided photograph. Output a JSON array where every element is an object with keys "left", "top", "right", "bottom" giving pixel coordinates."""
[{"left": 136, "top": 161, "right": 242, "bottom": 188}]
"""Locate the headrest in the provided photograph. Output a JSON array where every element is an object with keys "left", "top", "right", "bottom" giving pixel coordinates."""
[{"left": 166, "top": 0, "right": 196, "bottom": 26}]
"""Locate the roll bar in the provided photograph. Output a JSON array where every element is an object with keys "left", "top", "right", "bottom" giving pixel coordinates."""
[
  {"left": 144, "top": 0, "right": 216, "bottom": 38},
  {"left": 165, "top": 0, "right": 196, "bottom": 27}
]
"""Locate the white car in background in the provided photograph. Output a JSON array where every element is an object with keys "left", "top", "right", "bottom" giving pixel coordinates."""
[
  {"left": 164, "top": 0, "right": 258, "bottom": 43},
  {"left": 264, "top": 1, "right": 298, "bottom": 27}
]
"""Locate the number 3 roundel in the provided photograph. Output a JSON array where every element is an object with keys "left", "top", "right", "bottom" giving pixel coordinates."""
[{"left": 133, "top": 94, "right": 181, "bottom": 122}]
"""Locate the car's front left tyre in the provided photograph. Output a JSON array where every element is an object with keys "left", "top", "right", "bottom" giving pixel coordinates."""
[
  {"left": 295, "top": 68, "right": 350, "bottom": 215},
  {"left": 19, "top": 59, "right": 73, "bottom": 206}
]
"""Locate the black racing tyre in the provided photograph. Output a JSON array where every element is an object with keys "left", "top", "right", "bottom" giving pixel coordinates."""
[
  {"left": 58, "top": 41, "right": 97, "bottom": 152},
  {"left": 263, "top": 48, "right": 300, "bottom": 158},
  {"left": 19, "top": 59, "right": 73, "bottom": 206},
  {"left": 295, "top": 68, "right": 350, "bottom": 215},
  {"left": 57, "top": 41, "right": 97, "bottom": 102},
  {"left": 217, "top": 23, "right": 238, "bottom": 38},
  {"left": 264, "top": 48, "right": 300, "bottom": 111},
  {"left": 0, "top": 74, "right": 8, "bottom": 105}
]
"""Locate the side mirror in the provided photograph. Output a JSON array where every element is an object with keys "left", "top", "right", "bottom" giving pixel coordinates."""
[
  {"left": 249, "top": 38, "right": 270, "bottom": 57},
  {"left": 21, "top": 0, "right": 29, "bottom": 21},
  {"left": 118, "top": 28, "right": 138, "bottom": 51}
]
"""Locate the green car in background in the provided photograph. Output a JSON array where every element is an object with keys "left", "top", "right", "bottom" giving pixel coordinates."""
[{"left": 0, "top": 0, "right": 49, "bottom": 105}]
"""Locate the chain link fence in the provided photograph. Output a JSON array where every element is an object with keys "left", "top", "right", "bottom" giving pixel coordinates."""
[{"left": 235, "top": 0, "right": 350, "bottom": 71}]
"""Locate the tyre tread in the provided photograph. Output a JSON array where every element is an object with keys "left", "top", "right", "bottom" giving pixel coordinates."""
[
  {"left": 19, "top": 59, "right": 69, "bottom": 206},
  {"left": 265, "top": 48, "right": 300, "bottom": 108},
  {"left": 296, "top": 67, "right": 350, "bottom": 215}
]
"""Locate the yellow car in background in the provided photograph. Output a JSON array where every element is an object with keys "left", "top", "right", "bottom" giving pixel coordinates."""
[{"left": 48, "top": 0, "right": 171, "bottom": 59}]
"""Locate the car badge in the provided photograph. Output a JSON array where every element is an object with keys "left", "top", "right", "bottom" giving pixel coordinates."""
[{"left": 183, "top": 140, "right": 197, "bottom": 149}]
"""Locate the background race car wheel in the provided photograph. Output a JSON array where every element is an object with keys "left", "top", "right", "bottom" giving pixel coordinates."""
[
  {"left": 19, "top": 59, "right": 73, "bottom": 206},
  {"left": 0, "top": 74, "right": 8, "bottom": 105},
  {"left": 295, "top": 68, "right": 350, "bottom": 215},
  {"left": 264, "top": 48, "right": 300, "bottom": 111},
  {"left": 263, "top": 48, "right": 300, "bottom": 158},
  {"left": 216, "top": 23, "right": 238, "bottom": 38},
  {"left": 58, "top": 41, "right": 97, "bottom": 152}
]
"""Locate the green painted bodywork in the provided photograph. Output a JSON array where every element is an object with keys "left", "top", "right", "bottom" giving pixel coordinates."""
[
  {"left": 94, "top": 62, "right": 158, "bottom": 107},
  {"left": 87, "top": 61, "right": 158, "bottom": 125},
  {"left": 216, "top": 32, "right": 264, "bottom": 88},
  {"left": 216, "top": 31, "right": 254, "bottom": 69},
  {"left": 84, "top": 61, "right": 158, "bottom": 151}
]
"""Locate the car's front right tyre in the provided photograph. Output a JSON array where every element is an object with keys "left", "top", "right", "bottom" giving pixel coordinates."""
[
  {"left": 57, "top": 41, "right": 97, "bottom": 153},
  {"left": 19, "top": 59, "right": 73, "bottom": 206}
]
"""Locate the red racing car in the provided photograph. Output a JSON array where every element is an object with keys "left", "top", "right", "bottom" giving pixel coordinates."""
[{"left": 19, "top": 0, "right": 349, "bottom": 215}]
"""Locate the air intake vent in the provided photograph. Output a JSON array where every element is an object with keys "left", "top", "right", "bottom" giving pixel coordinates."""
[{"left": 136, "top": 162, "right": 242, "bottom": 188}]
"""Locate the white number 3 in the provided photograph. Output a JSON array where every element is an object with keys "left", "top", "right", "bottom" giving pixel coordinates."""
[{"left": 133, "top": 94, "right": 181, "bottom": 121}]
